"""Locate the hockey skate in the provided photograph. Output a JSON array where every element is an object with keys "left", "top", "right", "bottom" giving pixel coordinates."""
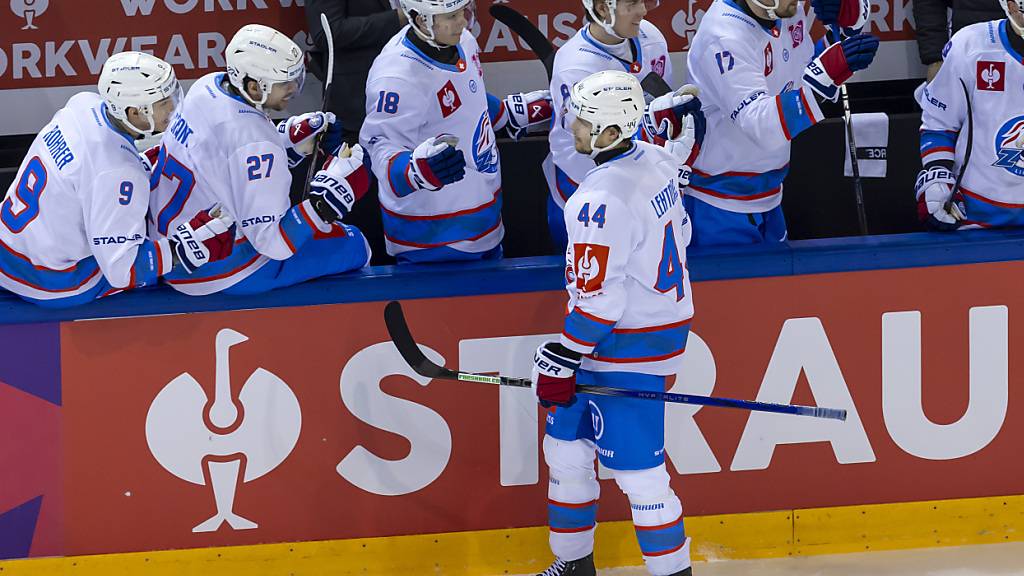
[{"left": 536, "top": 553, "right": 596, "bottom": 576}]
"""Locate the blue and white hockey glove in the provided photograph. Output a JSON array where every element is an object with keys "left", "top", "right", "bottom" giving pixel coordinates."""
[
  {"left": 803, "top": 33, "right": 879, "bottom": 100},
  {"left": 811, "top": 0, "right": 870, "bottom": 29},
  {"left": 277, "top": 111, "right": 342, "bottom": 168},
  {"left": 166, "top": 205, "right": 236, "bottom": 274},
  {"left": 309, "top": 144, "right": 370, "bottom": 224},
  {"left": 532, "top": 341, "right": 582, "bottom": 408},
  {"left": 501, "top": 90, "right": 553, "bottom": 140},
  {"left": 914, "top": 165, "right": 966, "bottom": 231},
  {"left": 409, "top": 135, "right": 466, "bottom": 191}
]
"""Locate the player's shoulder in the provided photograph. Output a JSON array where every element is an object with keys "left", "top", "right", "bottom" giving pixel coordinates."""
[
  {"left": 691, "top": 0, "right": 762, "bottom": 51},
  {"left": 946, "top": 20, "right": 1005, "bottom": 59},
  {"left": 637, "top": 20, "right": 669, "bottom": 50},
  {"left": 370, "top": 27, "right": 449, "bottom": 80},
  {"left": 554, "top": 27, "right": 617, "bottom": 71}
]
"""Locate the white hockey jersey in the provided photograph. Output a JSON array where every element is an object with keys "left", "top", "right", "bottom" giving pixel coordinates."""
[
  {"left": 150, "top": 72, "right": 331, "bottom": 295},
  {"left": 360, "top": 27, "right": 503, "bottom": 258},
  {"left": 686, "top": 0, "right": 823, "bottom": 213},
  {"left": 548, "top": 21, "right": 673, "bottom": 207},
  {"left": 919, "top": 20, "right": 1024, "bottom": 219},
  {"left": 0, "top": 92, "right": 172, "bottom": 302},
  {"left": 560, "top": 142, "right": 694, "bottom": 376}
]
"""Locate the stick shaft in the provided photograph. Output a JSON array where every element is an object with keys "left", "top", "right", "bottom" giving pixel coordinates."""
[{"left": 302, "top": 13, "right": 336, "bottom": 200}]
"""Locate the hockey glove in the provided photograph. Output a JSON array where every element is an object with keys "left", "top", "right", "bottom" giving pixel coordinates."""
[
  {"left": 409, "top": 135, "right": 466, "bottom": 191},
  {"left": 277, "top": 111, "right": 341, "bottom": 168},
  {"left": 811, "top": 0, "right": 870, "bottom": 29},
  {"left": 803, "top": 33, "right": 879, "bottom": 100},
  {"left": 139, "top": 145, "right": 161, "bottom": 173},
  {"left": 914, "top": 165, "right": 966, "bottom": 231},
  {"left": 168, "top": 205, "right": 236, "bottom": 274},
  {"left": 309, "top": 144, "right": 370, "bottom": 224},
  {"left": 503, "top": 90, "right": 554, "bottom": 140},
  {"left": 532, "top": 341, "right": 583, "bottom": 408},
  {"left": 643, "top": 85, "right": 707, "bottom": 170}
]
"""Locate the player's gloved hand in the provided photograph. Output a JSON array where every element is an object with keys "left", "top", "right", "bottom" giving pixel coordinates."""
[
  {"left": 309, "top": 144, "right": 370, "bottom": 223},
  {"left": 409, "top": 135, "right": 466, "bottom": 191},
  {"left": 532, "top": 341, "right": 583, "bottom": 408},
  {"left": 644, "top": 85, "right": 707, "bottom": 171},
  {"left": 811, "top": 0, "right": 869, "bottom": 28},
  {"left": 139, "top": 145, "right": 161, "bottom": 173},
  {"left": 803, "top": 33, "right": 879, "bottom": 100},
  {"left": 277, "top": 111, "right": 341, "bottom": 168},
  {"left": 914, "top": 165, "right": 966, "bottom": 231},
  {"left": 503, "top": 90, "right": 554, "bottom": 140},
  {"left": 168, "top": 205, "right": 236, "bottom": 273}
]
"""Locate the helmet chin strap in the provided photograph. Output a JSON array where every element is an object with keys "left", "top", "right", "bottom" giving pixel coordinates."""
[
  {"left": 750, "top": 0, "right": 780, "bottom": 20},
  {"left": 588, "top": 126, "right": 628, "bottom": 159},
  {"left": 1010, "top": 15, "right": 1024, "bottom": 37},
  {"left": 586, "top": 0, "right": 624, "bottom": 41}
]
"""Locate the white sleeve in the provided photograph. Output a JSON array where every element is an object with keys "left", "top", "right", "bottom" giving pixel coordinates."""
[
  {"left": 359, "top": 74, "right": 429, "bottom": 196},
  {"left": 550, "top": 67, "right": 591, "bottom": 137},
  {"left": 690, "top": 37, "right": 823, "bottom": 150},
  {"left": 560, "top": 191, "right": 637, "bottom": 354},
  {"left": 919, "top": 39, "right": 968, "bottom": 166},
  {"left": 84, "top": 166, "right": 170, "bottom": 289},
  {"left": 227, "top": 141, "right": 298, "bottom": 260}
]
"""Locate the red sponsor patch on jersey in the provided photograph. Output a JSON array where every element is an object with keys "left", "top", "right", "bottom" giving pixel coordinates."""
[
  {"left": 437, "top": 80, "right": 462, "bottom": 118},
  {"left": 977, "top": 61, "right": 1005, "bottom": 91},
  {"left": 573, "top": 243, "right": 610, "bottom": 293},
  {"left": 764, "top": 43, "right": 774, "bottom": 76}
]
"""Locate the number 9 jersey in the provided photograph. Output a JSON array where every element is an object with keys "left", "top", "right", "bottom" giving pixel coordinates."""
[{"left": 560, "top": 141, "right": 694, "bottom": 376}]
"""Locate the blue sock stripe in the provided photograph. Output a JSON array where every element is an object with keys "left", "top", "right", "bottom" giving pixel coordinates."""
[
  {"left": 634, "top": 516, "right": 686, "bottom": 556},
  {"left": 548, "top": 500, "right": 598, "bottom": 533}
]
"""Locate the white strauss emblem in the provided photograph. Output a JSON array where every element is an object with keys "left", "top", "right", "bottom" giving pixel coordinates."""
[
  {"left": 146, "top": 329, "right": 301, "bottom": 533},
  {"left": 10, "top": 0, "right": 48, "bottom": 30},
  {"left": 981, "top": 63, "right": 1002, "bottom": 90},
  {"left": 442, "top": 88, "right": 458, "bottom": 110},
  {"left": 672, "top": 0, "right": 706, "bottom": 50},
  {"left": 576, "top": 245, "right": 600, "bottom": 286}
]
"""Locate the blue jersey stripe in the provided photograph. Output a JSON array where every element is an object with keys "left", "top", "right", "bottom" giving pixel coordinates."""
[
  {"left": 164, "top": 239, "right": 260, "bottom": 284},
  {"left": 564, "top": 308, "right": 617, "bottom": 349},
  {"left": 689, "top": 165, "right": 789, "bottom": 200},
  {"left": 0, "top": 240, "right": 101, "bottom": 293},
  {"left": 381, "top": 190, "right": 502, "bottom": 248},
  {"left": 592, "top": 321, "right": 691, "bottom": 363}
]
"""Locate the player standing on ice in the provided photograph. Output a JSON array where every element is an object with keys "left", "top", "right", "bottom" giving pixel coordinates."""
[
  {"left": 359, "top": 0, "right": 554, "bottom": 263},
  {"left": 532, "top": 70, "right": 698, "bottom": 576},
  {"left": 546, "top": 0, "right": 704, "bottom": 251},
  {"left": 685, "top": 0, "right": 877, "bottom": 246},
  {"left": 149, "top": 24, "right": 372, "bottom": 296},
  {"left": 0, "top": 52, "right": 234, "bottom": 307},
  {"left": 916, "top": 0, "right": 1024, "bottom": 229}
]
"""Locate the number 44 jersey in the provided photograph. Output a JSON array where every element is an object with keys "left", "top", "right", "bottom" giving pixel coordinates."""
[{"left": 561, "top": 141, "right": 695, "bottom": 376}]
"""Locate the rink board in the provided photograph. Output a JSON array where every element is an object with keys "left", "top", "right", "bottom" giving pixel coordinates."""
[{"left": 2, "top": 231, "right": 1024, "bottom": 571}]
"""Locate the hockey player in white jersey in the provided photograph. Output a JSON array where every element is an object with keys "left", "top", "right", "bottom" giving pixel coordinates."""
[
  {"left": 149, "top": 24, "right": 371, "bottom": 295},
  {"left": 547, "top": 0, "right": 705, "bottom": 250},
  {"left": 685, "top": 0, "right": 877, "bottom": 246},
  {"left": 0, "top": 52, "right": 234, "bottom": 308},
  {"left": 360, "top": 0, "right": 553, "bottom": 263},
  {"left": 532, "top": 71, "right": 694, "bottom": 576},
  {"left": 916, "top": 1, "right": 1024, "bottom": 229}
]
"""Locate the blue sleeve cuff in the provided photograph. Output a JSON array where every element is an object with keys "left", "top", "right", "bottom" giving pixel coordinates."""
[
  {"left": 387, "top": 151, "right": 416, "bottom": 198},
  {"left": 129, "top": 240, "right": 164, "bottom": 288},
  {"left": 562, "top": 308, "right": 617, "bottom": 353},
  {"left": 486, "top": 93, "right": 506, "bottom": 128},
  {"left": 279, "top": 202, "right": 318, "bottom": 255}
]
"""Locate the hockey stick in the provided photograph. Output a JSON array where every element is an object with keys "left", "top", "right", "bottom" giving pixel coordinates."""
[
  {"left": 488, "top": 5, "right": 671, "bottom": 98},
  {"left": 384, "top": 300, "right": 848, "bottom": 421},
  {"left": 826, "top": 26, "right": 868, "bottom": 235},
  {"left": 947, "top": 77, "right": 972, "bottom": 221},
  {"left": 302, "top": 12, "right": 336, "bottom": 200}
]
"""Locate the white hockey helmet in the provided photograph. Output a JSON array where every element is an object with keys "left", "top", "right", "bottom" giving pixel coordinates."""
[
  {"left": 98, "top": 51, "right": 182, "bottom": 138},
  {"left": 1000, "top": 0, "right": 1024, "bottom": 37},
  {"left": 569, "top": 70, "right": 644, "bottom": 157},
  {"left": 583, "top": 0, "right": 660, "bottom": 39},
  {"left": 225, "top": 24, "right": 306, "bottom": 110},
  {"left": 400, "top": 0, "right": 473, "bottom": 47}
]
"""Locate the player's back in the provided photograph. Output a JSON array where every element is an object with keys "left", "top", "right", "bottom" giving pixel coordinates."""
[
  {"left": 549, "top": 21, "right": 672, "bottom": 201},
  {"left": 566, "top": 142, "right": 694, "bottom": 375},
  {"left": 0, "top": 92, "right": 147, "bottom": 296}
]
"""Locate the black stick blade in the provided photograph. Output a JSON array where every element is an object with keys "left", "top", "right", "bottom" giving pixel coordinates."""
[
  {"left": 383, "top": 301, "right": 453, "bottom": 379},
  {"left": 640, "top": 72, "right": 672, "bottom": 98},
  {"left": 489, "top": 5, "right": 555, "bottom": 79}
]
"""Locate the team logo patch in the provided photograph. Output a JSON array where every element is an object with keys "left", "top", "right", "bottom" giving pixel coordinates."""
[
  {"left": 764, "top": 43, "right": 774, "bottom": 76},
  {"left": 573, "top": 243, "right": 610, "bottom": 293},
  {"left": 783, "top": 48, "right": 790, "bottom": 62},
  {"left": 650, "top": 55, "right": 666, "bottom": 77},
  {"left": 437, "top": 80, "right": 462, "bottom": 117},
  {"left": 468, "top": 78, "right": 478, "bottom": 93},
  {"left": 942, "top": 40, "right": 953, "bottom": 59},
  {"left": 992, "top": 115, "right": 1024, "bottom": 176},
  {"left": 589, "top": 400, "right": 605, "bottom": 440},
  {"left": 630, "top": 61, "right": 642, "bottom": 73},
  {"left": 977, "top": 61, "right": 1005, "bottom": 91},
  {"left": 788, "top": 21, "right": 804, "bottom": 48},
  {"left": 471, "top": 111, "right": 499, "bottom": 174}
]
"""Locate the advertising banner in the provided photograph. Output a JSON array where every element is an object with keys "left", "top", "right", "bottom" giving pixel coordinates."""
[
  {"left": 0, "top": 0, "right": 922, "bottom": 135},
  {"left": 56, "top": 260, "right": 1024, "bottom": 556}
]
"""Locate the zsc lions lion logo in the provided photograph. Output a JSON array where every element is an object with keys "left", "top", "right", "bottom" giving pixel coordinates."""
[
  {"left": 992, "top": 116, "right": 1024, "bottom": 176},
  {"left": 471, "top": 111, "right": 499, "bottom": 174}
]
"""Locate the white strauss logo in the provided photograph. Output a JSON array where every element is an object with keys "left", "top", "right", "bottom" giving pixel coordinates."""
[
  {"left": 576, "top": 245, "right": 600, "bottom": 285},
  {"left": 146, "top": 329, "right": 301, "bottom": 533},
  {"left": 442, "top": 88, "right": 457, "bottom": 110},
  {"left": 10, "top": 0, "right": 47, "bottom": 29},
  {"left": 981, "top": 63, "right": 1002, "bottom": 90},
  {"left": 672, "top": 0, "right": 706, "bottom": 50}
]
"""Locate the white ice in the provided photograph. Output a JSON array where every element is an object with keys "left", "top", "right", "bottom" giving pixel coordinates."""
[{"left": 514, "top": 542, "right": 1024, "bottom": 575}]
